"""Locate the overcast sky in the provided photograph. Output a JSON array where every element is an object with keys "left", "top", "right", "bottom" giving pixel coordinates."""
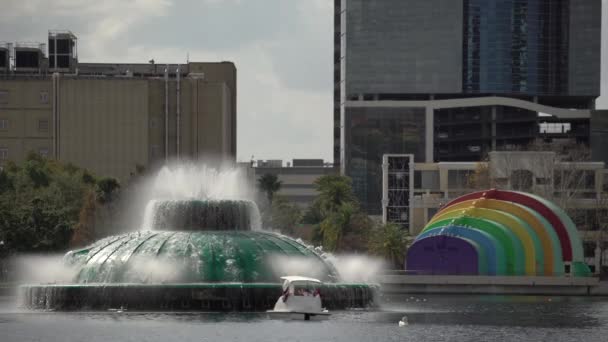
[{"left": 1, "top": 0, "right": 606, "bottom": 163}]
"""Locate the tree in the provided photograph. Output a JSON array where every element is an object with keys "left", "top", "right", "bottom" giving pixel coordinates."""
[
  {"left": 302, "top": 201, "right": 323, "bottom": 225},
  {"left": 368, "top": 223, "right": 414, "bottom": 269},
  {"left": 270, "top": 196, "right": 302, "bottom": 235},
  {"left": 593, "top": 193, "right": 608, "bottom": 277},
  {"left": 0, "top": 169, "right": 12, "bottom": 193},
  {"left": 96, "top": 177, "right": 120, "bottom": 204},
  {"left": 70, "top": 190, "right": 97, "bottom": 248},
  {"left": 309, "top": 175, "right": 372, "bottom": 252},
  {"left": 0, "top": 152, "right": 119, "bottom": 255},
  {"left": 319, "top": 201, "right": 356, "bottom": 251},
  {"left": 468, "top": 143, "right": 593, "bottom": 219},
  {"left": 313, "top": 175, "right": 357, "bottom": 216},
  {"left": 257, "top": 173, "right": 282, "bottom": 203}
]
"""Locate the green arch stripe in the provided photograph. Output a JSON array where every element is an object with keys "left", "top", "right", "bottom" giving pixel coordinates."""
[{"left": 426, "top": 217, "right": 525, "bottom": 276}]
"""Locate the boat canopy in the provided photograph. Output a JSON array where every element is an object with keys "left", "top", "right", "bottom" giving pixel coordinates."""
[
  {"left": 280, "top": 276, "right": 322, "bottom": 283},
  {"left": 280, "top": 276, "right": 322, "bottom": 291}
]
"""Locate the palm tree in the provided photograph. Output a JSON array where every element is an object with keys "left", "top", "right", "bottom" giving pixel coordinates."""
[
  {"left": 313, "top": 175, "right": 357, "bottom": 215},
  {"left": 257, "top": 173, "right": 282, "bottom": 203},
  {"left": 368, "top": 223, "right": 413, "bottom": 269},
  {"left": 319, "top": 201, "right": 355, "bottom": 251}
]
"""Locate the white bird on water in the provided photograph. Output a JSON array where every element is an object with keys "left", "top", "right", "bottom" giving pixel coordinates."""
[{"left": 399, "top": 316, "right": 408, "bottom": 327}]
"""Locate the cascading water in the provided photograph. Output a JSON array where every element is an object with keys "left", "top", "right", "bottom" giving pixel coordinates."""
[
  {"left": 19, "top": 162, "right": 377, "bottom": 311},
  {"left": 141, "top": 199, "right": 261, "bottom": 231},
  {"left": 139, "top": 164, "right": 262, "bottom": 231}
]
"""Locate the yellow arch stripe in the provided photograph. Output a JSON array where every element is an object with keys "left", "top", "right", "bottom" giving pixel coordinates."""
[
  {"left": 427, "top": 207, "right": 538, "bottom": 275},
  {"left": 437, "top": 199, "right": 562, "bottom": 276}
]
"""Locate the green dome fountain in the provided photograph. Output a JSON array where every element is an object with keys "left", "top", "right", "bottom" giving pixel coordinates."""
[
  {"left": 20, "top": 199, "right": 375, "bottom": 311},
  {"left": 68, "top": 231, "right": 339, "bottom": 284}
]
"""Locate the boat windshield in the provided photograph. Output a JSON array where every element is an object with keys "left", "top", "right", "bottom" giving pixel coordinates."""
[{"left": 292, "top": 282, "right": 319, "bottom": 296}]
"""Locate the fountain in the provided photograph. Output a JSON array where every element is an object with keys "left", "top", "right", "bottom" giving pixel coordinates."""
[{"left": 19, "top": 187, "right": 377, "bottom": 311}]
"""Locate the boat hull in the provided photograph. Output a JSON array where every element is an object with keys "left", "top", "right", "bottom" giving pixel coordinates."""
[{"left": 267, "top": 310, "right": 330, "bottom": 321}]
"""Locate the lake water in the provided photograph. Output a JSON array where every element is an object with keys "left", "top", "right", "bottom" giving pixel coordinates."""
[{"left": 1, "top": 294, "right": 608, "bottom": 342}]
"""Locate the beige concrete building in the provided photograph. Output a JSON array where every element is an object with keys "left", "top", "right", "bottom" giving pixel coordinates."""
[
  {"left": 0, "top": 42, "right": 236, "bottom": 181},
  {"left": 252, "top": 159, "right": 335, "bottom": 208},
  {"left": 0, "top": 31, "right": 236, "bottom": 180}
]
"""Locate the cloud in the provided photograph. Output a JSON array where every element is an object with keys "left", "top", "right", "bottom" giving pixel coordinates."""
[{"left": 119, "top": 41, "right": 332, "bottom": 161}]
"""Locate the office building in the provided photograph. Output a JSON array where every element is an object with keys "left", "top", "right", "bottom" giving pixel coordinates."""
[
  {"left": 335, "top": 0, "right": 602, "bottom": 214},
  {"left": 0, "top": 31, "right": 236, "bottom": 181},
  {"left": 252, "top": 159, "right": 335, "bottom": 208}
]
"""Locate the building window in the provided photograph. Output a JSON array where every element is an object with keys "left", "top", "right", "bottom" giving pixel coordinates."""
[
  {"left": 39, "top": 91, "right": 49, "bottom": 104},
  {"left": 0, "top": 90, "right": 7, "bottom": 104},
  {"left": 39, "top": 148, "right": 49, "bottom": 158},
  {"left": 38, "top": 119, "right": 49, "bottom": 132},
  {"left": 448, "top": 170, "right": 475, "bottom": 189},
  {"left": 0, "top": 119, "right": 9, "bottom": 130},
  {"left": 0, "top": 148, "right": 7, "bottom": 160}
]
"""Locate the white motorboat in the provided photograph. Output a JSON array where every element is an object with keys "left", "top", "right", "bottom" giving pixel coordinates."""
[{"left": 267, "top": 276, "right": 330, "bottom": 321}]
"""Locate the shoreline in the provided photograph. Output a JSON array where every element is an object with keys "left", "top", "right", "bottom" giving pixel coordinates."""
[{"left": 378, "top": 275, "right": 608, "bottom": 296}]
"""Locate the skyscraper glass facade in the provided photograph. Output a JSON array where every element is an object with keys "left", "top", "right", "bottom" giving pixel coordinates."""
[
  {"left": 345, "top": 108, "right": 426, "bottom": 214},
  {"left": 463, "top": 0, "right": 570, "bottom": 95},
  {"left": 336, "top": 0, "right": 601, "bottom": 216}
]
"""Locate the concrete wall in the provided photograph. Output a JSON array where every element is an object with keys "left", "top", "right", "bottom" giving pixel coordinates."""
[
  {"left": 0, "top": 63, "right": 236, "bottom": 182},
  {"left": 189, "top": 62, "right": 236, "bottom": 157},
  {"left": 344, "top": 0, "right": 463, "bottom": 95},
  {"left": 189, "top": 80, "right": 232, "bottom": 159},
  {"left": 379, "top": 274, "right": 602, "bottom": 295},
  {"left": 0, "top": 79, "right": 53, "bottom": 164},
  {"left": 58, "top": 79, "right": 149, "bottom": 180}
]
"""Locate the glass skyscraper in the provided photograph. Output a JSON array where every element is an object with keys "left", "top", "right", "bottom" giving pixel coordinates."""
[
  {"left": 335, "top": 0, "right": 601, "bottom": 215},
  {"left": 463, "top": 0, "right": 570, "bottom": 95}
]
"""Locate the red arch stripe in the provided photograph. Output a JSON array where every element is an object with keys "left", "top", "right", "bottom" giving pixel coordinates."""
[{"left": 442, "top": 189, "right": 573, "bottom": 261}]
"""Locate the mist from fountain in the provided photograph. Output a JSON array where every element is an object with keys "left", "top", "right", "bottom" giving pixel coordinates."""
[
  {"left": 125, "top": 162, "right": 262, "bottom": 231},
  {"left": 18, "top": 161, "right": 378, "bottom": 311}
]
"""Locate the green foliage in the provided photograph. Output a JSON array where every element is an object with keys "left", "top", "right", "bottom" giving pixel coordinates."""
[
  {"left": 319, "top": 202, "right": 355, "bottom": 251},
  {"left": 82, "top": 170, "right": 96, "bottom": 185},
  {"left": 24, "top": 155, "right": 50, "bottom": 188},
  {"left": 311, "top": 175, "right": 371, "bottom": 252},
  {"left": 368, "top": 223, "right": 413, "bottom": 269},
  {"left": 270, "top": 196, "right": 302, "bottom": 235},
  {"left": 313, "top": 175, "right": 356, "bottom": 216},
  {"left": 301, "top": 201, "right": 323, "bottom": 224},
  {"left": 0, "top": 169, "right": 13, "bottom": 194},
  {"left": 257, "top": 173, "right": 282, "bottom": 203},
  {"left": 0, "top": 153, "right": 113, "bottom": 254},
  {"left": 96, "top": 177, "right": 120, "bottom": 204}
]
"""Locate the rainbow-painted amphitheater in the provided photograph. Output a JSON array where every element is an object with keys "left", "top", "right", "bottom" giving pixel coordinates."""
[{"left": 406, "top": 189, "right": 591, "bottom": 277}]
